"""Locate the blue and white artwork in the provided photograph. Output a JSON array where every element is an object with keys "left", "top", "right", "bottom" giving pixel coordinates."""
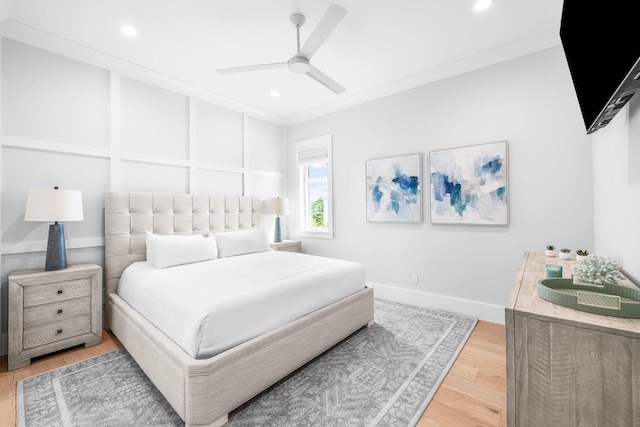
[
  {"left": 430, "top": 141, "right": 508, "bottom": 225},
  {"left": 366, "top": 153, "right": 422, "bottom": 223}
]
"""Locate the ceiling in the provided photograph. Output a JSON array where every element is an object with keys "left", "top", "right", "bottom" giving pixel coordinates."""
[{"left": 1, "top": 0, "right": 564, "bottom": 125}]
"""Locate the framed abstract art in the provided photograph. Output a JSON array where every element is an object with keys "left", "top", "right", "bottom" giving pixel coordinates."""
[
  {"left": 429, "top": 141, "right": 508, "bottom": 225},
  {"left": 365, "top": 153, "right": 422, "bottom": 223}
]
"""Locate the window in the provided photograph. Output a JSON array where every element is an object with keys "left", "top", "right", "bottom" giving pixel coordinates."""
[{"left": 296, "top": 135, "right": 333, "bottom": 238}]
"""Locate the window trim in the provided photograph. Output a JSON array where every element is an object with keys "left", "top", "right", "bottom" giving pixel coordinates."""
[{"left": 295, "top": 135, "right": 333, "bottom": 239}]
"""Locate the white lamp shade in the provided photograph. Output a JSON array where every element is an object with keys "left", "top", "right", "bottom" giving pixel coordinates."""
[
  {"left": 262, "top": 197, "right": 290, "bottom": 216},
  {"left": 24, "top": 189, "right": 84, "bottom": 222}
]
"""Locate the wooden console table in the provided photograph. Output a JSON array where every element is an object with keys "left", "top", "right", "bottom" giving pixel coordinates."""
[{"left": 505, "top": 252, "right": 640, "bottom": 426}]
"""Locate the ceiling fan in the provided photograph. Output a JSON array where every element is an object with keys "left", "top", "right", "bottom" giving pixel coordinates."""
[{"left": 216, "top": 4, "right": 347, "bottom": 94}]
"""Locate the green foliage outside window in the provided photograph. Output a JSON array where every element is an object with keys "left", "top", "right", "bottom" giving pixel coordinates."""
[{"left": 311, "top": 197, "right": 325, "bottom": 227}]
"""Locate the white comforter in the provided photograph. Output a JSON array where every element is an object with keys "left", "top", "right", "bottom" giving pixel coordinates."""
[{"left": 117, "top": 250, "right": 365, "bottom": 359}]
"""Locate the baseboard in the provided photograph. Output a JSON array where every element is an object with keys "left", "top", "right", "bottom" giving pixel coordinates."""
[{"left": 367, "top": 282, "right": 505, "bottom": 325}]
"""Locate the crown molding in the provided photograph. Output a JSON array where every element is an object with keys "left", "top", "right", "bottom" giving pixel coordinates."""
[
  {"left": 285, "top": 30, "right": 561, "bottom": 126},
  {"left": 0, "top": 19, "right": 287, "bottom": 126},
  {"left": 0, "top": 18, "right": 560, "bottom": 129}
]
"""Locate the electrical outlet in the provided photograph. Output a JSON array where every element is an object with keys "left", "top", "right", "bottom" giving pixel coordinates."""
[{"left": 411, "top": 274, "right": 419, "bottom": 285}]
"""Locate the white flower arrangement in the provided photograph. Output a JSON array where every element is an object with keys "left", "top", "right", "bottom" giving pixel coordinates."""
[{"left": 573, "top": 254, "right": 624, "bottom": 285}]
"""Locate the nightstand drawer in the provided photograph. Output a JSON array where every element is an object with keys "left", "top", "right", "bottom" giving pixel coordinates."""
[
  {"left": 270, "top": 240, "right": 302, "bottom": 253},
  {"left": 24, "top": 296, "right": 91, "bottom": 329},
  {"left": 23, "top": 315, "right": 92, "bottom": 349},
  {"left": 23, "top": 278, "right": 92, "bottom": 307},
  {"left": 276, "top": 245, "right": 300, "bottom": 252}
]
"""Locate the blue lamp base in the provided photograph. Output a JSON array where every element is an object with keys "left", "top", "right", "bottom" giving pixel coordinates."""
[
  {"left": 45, "top": 223, "right": 68, "bottom": 271},
  {"left": 274, "top": 215, "right": 283, "bottom": 243}
]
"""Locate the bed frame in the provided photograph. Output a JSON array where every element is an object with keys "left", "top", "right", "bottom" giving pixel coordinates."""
[{"left": 104, "top": 191, "right": 374, "bottom": 427}]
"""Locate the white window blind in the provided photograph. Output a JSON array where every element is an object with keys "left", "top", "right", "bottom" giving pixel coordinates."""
[{"left": 298, "top": 146, "right": 328, "bottom": 164}]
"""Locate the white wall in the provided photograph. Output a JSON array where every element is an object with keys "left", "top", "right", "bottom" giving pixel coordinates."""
[
  {"left": 592, "top": 95, "right": 640, "bottom": 284},
  {"left": 286, "top": 46, "right": 594, "bottom": 323},
  {"left": 0, "top": 37, "right": 286, "bottom": 355}
]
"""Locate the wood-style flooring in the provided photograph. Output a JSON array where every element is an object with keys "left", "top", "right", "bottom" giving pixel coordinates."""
[
  {"left": 417, "top": 320, "right": 507, "bottom": 426},
  {"left": 0, "top": 320, "right": 506, "bottom": 426}
]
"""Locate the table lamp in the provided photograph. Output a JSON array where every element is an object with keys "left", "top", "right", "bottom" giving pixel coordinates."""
[
  {"left": 262, "top": 197, "right": 290, "bottom": 243},
  {"left": 24, "top": 186, "right": 84, "bottom": 271}
]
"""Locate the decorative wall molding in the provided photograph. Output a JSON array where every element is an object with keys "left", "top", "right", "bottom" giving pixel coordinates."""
[
  {"left": 0, "top": 38, "right": 286, "bottom": 274},
  {"left": 1, "top": 134, "right": 112, "bottom": 159},
  {"left": 0, "top": 135, "right": 285, "bottom": 180},
  {"left": 110, "top": 71, "right": 123, "bottom": 190},
  {"left": 1, "top": 237, "right": 105, "bottom": 255}
]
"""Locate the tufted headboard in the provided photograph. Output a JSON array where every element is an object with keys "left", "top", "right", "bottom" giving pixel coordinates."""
[{"left": 104, "top": 191, "right": 262, "bottom": 295}]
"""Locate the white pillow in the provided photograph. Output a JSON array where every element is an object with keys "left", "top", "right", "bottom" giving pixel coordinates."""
[
  {"left": 215, "top": 229, "right": 271, "bottom": 258},
  {"left": 146, "top": 232, "right": 218, "bottom": 268}
]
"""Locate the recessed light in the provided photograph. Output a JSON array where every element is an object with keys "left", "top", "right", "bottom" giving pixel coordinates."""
[
  {"left": 270, "top": 90, "right": 280, "bottom": 97},
  {"left": 120, "top": 24, "right": 138, "bottom": 37},
  {"left": 474, "top": 0, "right": 492, "bottom": 12}
]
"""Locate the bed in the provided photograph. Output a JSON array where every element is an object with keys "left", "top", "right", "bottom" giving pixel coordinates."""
[{"left": 104, "top": 191, "right": 374, "bottom": 427}]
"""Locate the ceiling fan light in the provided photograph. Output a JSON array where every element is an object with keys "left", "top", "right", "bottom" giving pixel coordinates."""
[
  {"left": 288, "top": 56, "right": 310, "bottom": 74},
  {"left": 474, "top": 0, "right": 493, "bottom": 12},
  {"left": 120, "top": 24, "right": 138, "bottom": 37}
]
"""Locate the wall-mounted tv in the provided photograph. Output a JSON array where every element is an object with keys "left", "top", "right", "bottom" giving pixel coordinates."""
[{"left": 560, "top": 0, "right": 640, "bottom": 134}]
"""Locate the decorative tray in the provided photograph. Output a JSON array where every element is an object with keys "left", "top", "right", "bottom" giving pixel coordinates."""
[{"left": 537, "top": 278, "right": 640, "bottom": 318}]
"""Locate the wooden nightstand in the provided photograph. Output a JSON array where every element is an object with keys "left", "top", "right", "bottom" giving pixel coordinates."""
[
  {"left": 8, "top": 263, "right": 103, "bottom": 370},
  {"left": 270, "top": 240, "right": 302, "bottom": 253}
]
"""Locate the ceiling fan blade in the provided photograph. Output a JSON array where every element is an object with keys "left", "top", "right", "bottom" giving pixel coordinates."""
[
  {"left": 299, "top": 4, "right": 347, "bottom": 59},
  {"left": 216, "top": 62, "right": 287, "bottom": 75},
  {"left": 306, "top": 65, "right": 346, "bottom": 94}
]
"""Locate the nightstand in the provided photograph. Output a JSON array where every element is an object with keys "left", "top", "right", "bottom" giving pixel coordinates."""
[
  {"left": 270, "top": 240, "right": 302, "bottom": 253},
  {"left": 8, "top": 263, "right": 103, "bottom": 371}
]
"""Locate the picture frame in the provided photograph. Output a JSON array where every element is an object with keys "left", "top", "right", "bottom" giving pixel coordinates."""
[
  {"left": 365, "top": 153, "right": 422, "bottom": 223},
  {"left": 429, "top": 141, "right": 508, "bottom": 225}
]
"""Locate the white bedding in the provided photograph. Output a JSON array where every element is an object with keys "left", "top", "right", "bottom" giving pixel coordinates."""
[{"left": 117, "top": 250, "right": 365, "bottom": 359}]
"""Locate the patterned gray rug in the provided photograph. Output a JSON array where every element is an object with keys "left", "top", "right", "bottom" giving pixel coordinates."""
[{"left": 18, "top": 299, "right": 476, "bottom": 427}]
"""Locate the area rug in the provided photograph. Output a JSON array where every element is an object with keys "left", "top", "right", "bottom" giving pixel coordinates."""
[{"left": 18, "top": 299, "right": 476, "bottom": 427}]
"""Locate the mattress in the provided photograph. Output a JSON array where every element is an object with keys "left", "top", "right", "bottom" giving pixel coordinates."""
[{"left": 117, "top": 250, "right": 365, "bottom": 359}]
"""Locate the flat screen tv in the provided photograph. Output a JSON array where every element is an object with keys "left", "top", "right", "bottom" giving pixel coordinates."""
[{"left": 560, "top": 0, "right": 640, "bottom": 134}]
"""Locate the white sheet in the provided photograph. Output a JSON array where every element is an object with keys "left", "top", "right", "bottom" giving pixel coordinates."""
[{"left": 117, "top": 251, "right": 365, "bottom": 359}]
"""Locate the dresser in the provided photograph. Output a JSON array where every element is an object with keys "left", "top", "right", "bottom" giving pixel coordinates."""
[
  {"left": 8, "top": 263, "right": 103, "bottom": 370},
  {"left": 505, "top": 252, "right": 640, "bottom": 426}
]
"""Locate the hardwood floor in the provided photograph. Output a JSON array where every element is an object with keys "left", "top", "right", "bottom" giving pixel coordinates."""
[
  {"left": 0, "top": 321, "right": 506, "bottom": 426},
  {"left": 417, "top": 320, "right": 507, "bottom": 427}
]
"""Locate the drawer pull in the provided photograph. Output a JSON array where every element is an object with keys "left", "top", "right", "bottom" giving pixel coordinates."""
[
  {"left": 57, "top": 290, "right": 63, "bottom": 294},
  {"left": 56, "top": 329, "right": 63, "bottom": 334},
  {"left": 57, "top": 309, "right": 63, "bottom": 314}
]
